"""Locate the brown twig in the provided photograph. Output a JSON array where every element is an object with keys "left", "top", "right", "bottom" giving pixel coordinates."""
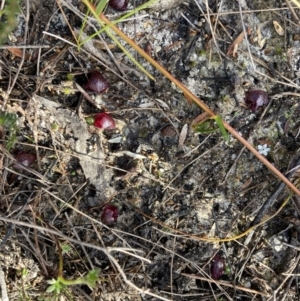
[
  {"left": 250, "top": 155, "right": 300, "bottom": 227},
  {"left": 181, "top": 273, "right": 269, "bottom": 297}
]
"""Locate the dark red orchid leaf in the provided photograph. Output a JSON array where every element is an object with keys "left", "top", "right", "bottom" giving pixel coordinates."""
[
  {"left": 101, "top": 204, "right": 119, "bottom": 225},
  {"left": 245, "top": 90, "right": 268, "bottom": 112},
  {"left": 84, "top": 71, "right": 109, "bottom": 94},
  {"left": 109, "top": 0, "right": 128, "bottom": 11},
  {"left": 211, "top": 254, "right": 225, "bottom": 280},
  {"left": 14, "top": 153, "right": 36, "bottom": 170},
  {"left": 94, "top": 112, "right": 115, "bottom": 129}
]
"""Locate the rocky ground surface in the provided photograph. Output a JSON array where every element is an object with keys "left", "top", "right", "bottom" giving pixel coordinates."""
[{"left": 1, "top": 0, "right": 300, "bottom": 300}]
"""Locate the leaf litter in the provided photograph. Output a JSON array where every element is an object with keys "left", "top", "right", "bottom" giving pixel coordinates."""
[{"left": 1, "top": 0, "right": 300, "bottom": 300}]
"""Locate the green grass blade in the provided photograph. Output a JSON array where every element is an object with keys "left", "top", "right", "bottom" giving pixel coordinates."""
[
  {"left": 79, "top": 0, "right": 160, "bottom": 47},
  {"left": 104, "top": 27, "right": 154, "bottom": 80},
  {"left": 213, "top": 115, "right": 229, "bottom": 143},
  {"left": 80, "top": 0, "right": 157, "bottom": 80},
  {"left": 95, "top": 0, "right": 109, "bottom": 14}
]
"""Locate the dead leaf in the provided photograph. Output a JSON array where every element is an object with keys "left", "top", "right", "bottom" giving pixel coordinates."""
[
  {"left": 227, "top": 31, "right": 245, "bottom": 57},
  {"left": 155, "top": 98, "right": 170, "bottom": 110},
  {"left": 178, "top": 124, "right": 188, "bottom": 149},
  {"left": 256, "top": 28, "right": 267, "bottom": 49},
  {"left": 241, "top": 177, "right": 253, "bottom": 190},
  {"left": 7, "top": 48, "right": 31, "bottom": 61},
  {"left": 273, "top": 20, "right": 284, "bottom": 36}
]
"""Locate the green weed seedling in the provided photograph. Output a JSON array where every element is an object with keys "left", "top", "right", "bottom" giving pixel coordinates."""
[
  {"left": 0, "top": 0, "right": 20, "bottom": 45},
  {"left": 17, "top": 268, "right": 31, "bottom": 301},
  {"left": 193, "top": 115, "right": 229, "bottom": 143},
  {"left": 45, "top": 243, "right": 100, "bottom": 299},
  {"left": 224, "top": 265, "right": 231, "bottom": 276},
  {"left": 0, "top": 110, "right": 18, "bottom": 151},
  {"left": 46, "top": 269, "right": 99, "bottom": 294},
  {"left": 193, "top": 119, "right": 218, "bottom": 134},
  {"left": 213, "top": 115, "right": 229, "bottom": 143}
]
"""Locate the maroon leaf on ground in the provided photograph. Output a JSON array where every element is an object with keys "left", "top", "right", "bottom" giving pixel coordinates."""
[
  {"left": 109, "top": 0, "right": 128, "bottom": 11},
  {"left": 211, "top": 254, "right": 225, "bottom": 280},
  {"left": 84, "top": 71, "right": 109, "bottom": 93},
  {"left": 245, "top": 90, "right": 269, "bottom": 112},
  {"left": 101, "top": 204, "right": 119, "bottom": 225},
  {"left": 94, "top": 112, "right": 115, "bottom": 129},
  {"left": 14, "top": 153, "right": 36, "bottom": 170}
]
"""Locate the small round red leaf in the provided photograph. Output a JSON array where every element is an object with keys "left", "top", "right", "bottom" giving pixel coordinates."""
[
  {"left": 14, "top": 153, "right": 36, "bottom": 170},
  {"left": 109, "top": 0, "right": 128, "bottom": 11},
  {"left": 101, "top": 204, "right": 119, "bottom": 225},
  {"left": 94, "top": 112, "right": 115, "bottom": 129},
  {"left": 211, "top": 254, "right": 225, "bottom": 280},
  {"left": 84, "top": 71, "right": 109, "bottom": 93},
  {"left": 245, "top": 90, "right": 268, "bottom": 112}
]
